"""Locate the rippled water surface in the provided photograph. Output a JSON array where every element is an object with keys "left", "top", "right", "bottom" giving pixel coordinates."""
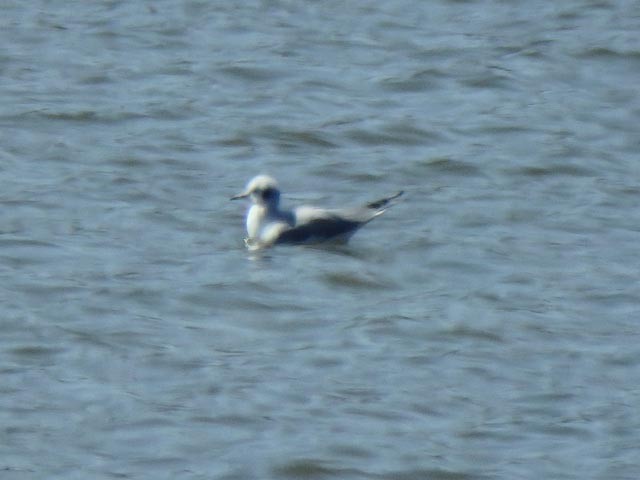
[{"left": 2, "top": 1, "right": 640, "bottom": 479}]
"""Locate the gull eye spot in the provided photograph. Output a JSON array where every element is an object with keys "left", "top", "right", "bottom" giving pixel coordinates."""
[{"left": 261, "top": 188, "right": 277, "bottom": 200}]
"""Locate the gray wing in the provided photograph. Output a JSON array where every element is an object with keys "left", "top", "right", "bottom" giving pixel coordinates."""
[
  {"left": 275, "top": 191, "right": 403, "bottom": 245},
  {"left": 275, "top": 214, "right": 362, "bottom": 244}
]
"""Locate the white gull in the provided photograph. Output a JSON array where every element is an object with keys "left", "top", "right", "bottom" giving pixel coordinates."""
[{"left": 231, "top": 175, "right": 403, "bottom": 250}]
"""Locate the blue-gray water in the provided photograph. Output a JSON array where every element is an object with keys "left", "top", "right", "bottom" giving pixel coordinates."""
[{"left": 2, "top": 1, "right": 639, "bottom": 479}]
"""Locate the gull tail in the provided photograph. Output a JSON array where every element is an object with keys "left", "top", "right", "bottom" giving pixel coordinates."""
[{"left": 366, "top": 190, "right": 404, "bottom": 211}]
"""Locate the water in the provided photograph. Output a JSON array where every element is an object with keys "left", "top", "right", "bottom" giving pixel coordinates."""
[{"left": 1, "top": 1, "right": 639, "bottom": 479}]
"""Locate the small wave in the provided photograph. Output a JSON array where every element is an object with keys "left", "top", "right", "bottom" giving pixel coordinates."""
[{"left": 509, "top": 164, "right": 596, "bottom": 178}]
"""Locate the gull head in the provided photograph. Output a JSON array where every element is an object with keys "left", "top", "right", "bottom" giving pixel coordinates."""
[{"left": 230, "top": 175, "right": 281, "bottom": 207}]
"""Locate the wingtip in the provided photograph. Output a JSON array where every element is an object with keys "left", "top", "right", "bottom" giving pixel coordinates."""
[{"left": 366, "top": 190, "right": 405, "bottom": 210}]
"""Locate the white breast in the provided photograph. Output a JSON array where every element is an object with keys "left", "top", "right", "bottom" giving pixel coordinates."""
[
  {"left": 246, "top": 205, "right": 266, "bottom": 240},
  {"left": 246, "top": 205, "right": 294, "bottom": 245}
]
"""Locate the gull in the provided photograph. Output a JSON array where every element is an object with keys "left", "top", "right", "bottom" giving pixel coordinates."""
[{"left": 231, "top": 175, "right": 403, "bottom": 250}]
